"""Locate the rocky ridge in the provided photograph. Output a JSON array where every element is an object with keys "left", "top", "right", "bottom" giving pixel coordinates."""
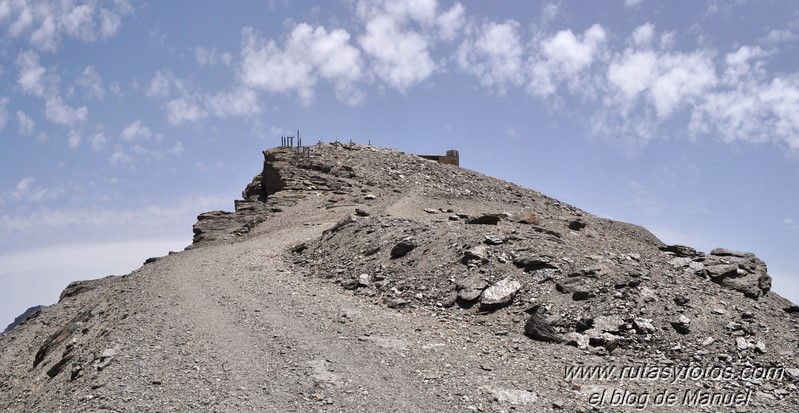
[{"left": 1, "top": 143, "right": 797, "bottom": 412}]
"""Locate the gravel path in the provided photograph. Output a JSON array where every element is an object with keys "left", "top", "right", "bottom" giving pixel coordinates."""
[{"left": 77, "top": 219, "right": 556, "bottom": 412}]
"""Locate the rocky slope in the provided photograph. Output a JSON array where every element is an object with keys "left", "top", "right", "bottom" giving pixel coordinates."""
[
  {"left": 1, "top": 143, "right": 798, "bottom": 412},
  {"left": 3, "top": 306, "right": 44, "bottom": 334}
]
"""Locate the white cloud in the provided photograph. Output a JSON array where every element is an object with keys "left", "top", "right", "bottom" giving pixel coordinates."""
[
  {"left": 109, "top": 150, "right": 133, "bottom": 166},
  {"left": 528, "top": 24, "right": 607, "bottom": 97},
  {"left": 67, "top": 129, "right": 81, "bottom": 148},
  {"left": 436, "top": 3, "right": 465, "bottom": 41},
  {"left": 0, "top": 97, "right": 8, "bottom": 130},
  {"left": 160, "top": 84, "right": 260, "bottom": 125},
  {"left": 77, "top": 65, "right": 105, "bottom": 99},
  {"left": 61, "top": 4, "right": 95, "bottom": 42},
  {"left": 12, "top": 177, "right": 35, "bottom": 198},
  {"left": 205, "top": 87, "right": 261, "bottom": 118},
  {"left": 99, "top": 7, "right": 123, "bottom": 37},
  {"left": 541, "top": 2, "right": 559, "bottom": 23},
  {"left": 16, "top": 50, "right": 47, "bottom": 97},
  {"left": 759, "top": 29, "right": 798, "bottom": 46},
  {"left": 606, "top": 50, "right": 658, "bottom": 100},
  {"left": 585, "top": 25, "right": 719, "bottom": 142},
  {"left": 120, "top": 120, "right": 155, "bottom": 141},
  {"left": 359, "top": 14, "right": 435, "bottom": 93},
  {"left": 241, "top": 24, "right": 364, "bottom": 104},
  {"left": 1, "top": 0, "right": 132, "bottom": 52},
  {"left": 146, "top": 70, "right": 176, "bottom": 99},
  {"left": 166, "top": 96, "right": 206, "bottom": 125},
  {"left": 44, "top": 96, "right": 87, "bottom": 126},
  {"left": 624, "top": 0, "right": 643, "bottom": 7},
  {"left": 689, "top": 46, "right": 799, "bottom": 150},
  {"left": 8, "top": 176, "right": 63, "bottom": 203},
  {"left": 457, "top": 20, "right": 524, "bottom": 94},
  {"left": 357, "top": 0, "right": 438, "bottom": 25},
  {"left": 608, "top": 48, "right": 717, "bottom": 118},
  {"left": 108, "top": 82, "right": 123, "bottom": 98},
  {"left": 168, "top": 141, "right": 184, "bottom": 156},
  {"left": 195, "top": 47, "right": 232, "bottom": 67},
  {"left": 631, "top": 23, "right": 654, "bottom": 47},
  {"left": 0, "top": 194, "right": 231, "bottom": 240},
  {"left": 89, "top": 131, "right": 106, "bottom": 150},
  {"left": 353, "top": 0, "right": 466, "bottom": 93},
  {"left": 16, "top": 110, "right": 35, "bottom": 135},
  {"left": 648, "top": 52, "right": 717, "bottom": 118}
]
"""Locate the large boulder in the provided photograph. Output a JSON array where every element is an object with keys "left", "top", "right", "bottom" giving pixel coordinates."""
[{"left": 480, "top": 278, "right": 521, "bottom": 309}]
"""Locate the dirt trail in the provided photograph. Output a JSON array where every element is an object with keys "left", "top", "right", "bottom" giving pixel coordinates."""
[{"left": 92, "top": 217, "right": 522, "bottom": 412}]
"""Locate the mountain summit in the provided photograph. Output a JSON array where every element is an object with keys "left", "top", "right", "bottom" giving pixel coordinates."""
[{"left": 1, "top": 143, "right": 797, "bottom": 412}]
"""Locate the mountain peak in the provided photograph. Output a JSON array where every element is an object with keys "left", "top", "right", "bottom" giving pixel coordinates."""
[{"left": 1, "top": 143, "right": 797, "bottom": 412}]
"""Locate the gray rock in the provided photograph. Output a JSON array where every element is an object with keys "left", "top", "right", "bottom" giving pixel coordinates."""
[
  {"left": 660, "top": 244, "right": 698, "bottom": 257},
  {"left": 688, "top": 261, "right": 705, "bottom": 271},
  {"left": 571, "top": 289, "right": 595, "bottom": 301},
  {"left": 466, "top": 214, "right": 501, "bottom": 225},
  {"left": 355, "top": 208, "right": 370, "bottom": 217},
  {"left": 705, "top": 264, "right": 740, "bottom": 279},
  {"left": 513, "top": 256, "right": 555, "bottom": 272},
  {"left": 633, "top": 318, "right": 656, "bottom": 334},
  {"left": 736, "top": 337, "right": 751, "bottom": 351},
  {"left": 390, "top": 240, "right": 416, "bottom": 259},
  {"left": 524, "top": 314, "right": 562, "bottom": 343},
  {"left": 483, "top": 235, "right": 504, "bottom": 245},
  {"left": 671, "top": 315, "right": 691, "bottom": 334},
  {"left": 341, "top": 279, "right": 360, "bottom": 290},
  {"left": 364, "top": 193, "right": 377, "bottom": 200},
  {"left": 530, "top": 268, "right": 557, "bottom": 283},
  {"left": 673, "top": 294, "right": 690, "bottom": 306},
  {"left": 423, "top": 208, "right": 439, "bottom": 214},
  {"left": 482, "top": 386, "right": 538, "bottom": 405},
  {"left": 592, "top": 315, "right": 625, "bottom": 334},
  {"left": 357, "top": 273, "right": 371, "bottom": 287},
  {"left": 568, "top": 219, "right": 586, "bottom": 231},
  {"left": 461, "top": 245, "right": 488, "bottom": 264},
  {"left": 669, "top": 257, "right": 693, "bottom": 268},
  {"left": 725, "top": 321, "right": 743, "bottom": 331},
  {"left": 385, "top": 298, "right": 409, "bottom": 308},
  {"left": 563, "top": 332, "right": 589, "bottom": 349},
  {"left": 456, "top": 275, "right": 488, "bottom": 302},
  {"left": 710, "top": 248, "right": 754, "bottom": 258},
  {"left": 480, "top": 278, "right": 521, "bottom": 309},
  {"left": 754, "top": 341, "right": 766, "bottom": 354}
]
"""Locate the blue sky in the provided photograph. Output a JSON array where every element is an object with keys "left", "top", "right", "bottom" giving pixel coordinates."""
[{"left": 1, "top": 0, "right": 798, "bottom": 328}]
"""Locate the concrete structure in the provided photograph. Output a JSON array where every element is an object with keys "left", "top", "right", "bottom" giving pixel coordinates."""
[{"left": 418, "top": 149, "right": 459, "bottom": 167}]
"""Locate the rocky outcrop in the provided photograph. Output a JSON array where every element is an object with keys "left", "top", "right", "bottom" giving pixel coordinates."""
[
  {"left": 2, "top": 305, "right": 43, "bottom": 334},
  {"left": 242, "top": 150, "right": 285, "bottom": 201},
  {"left": 664, "top": 244, "right": 772, "bottom": 298}
]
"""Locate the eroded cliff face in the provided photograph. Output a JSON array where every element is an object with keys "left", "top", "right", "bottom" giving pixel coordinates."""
[{"left": 2, "top": 143, "right": 797, "bottom": 413}]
